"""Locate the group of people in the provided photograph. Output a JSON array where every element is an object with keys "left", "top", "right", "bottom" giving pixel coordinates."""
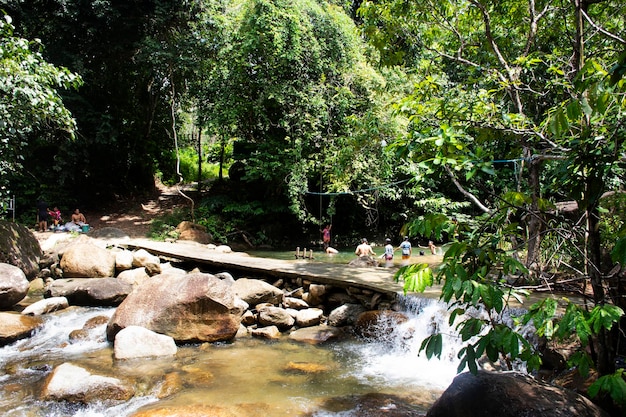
[
  {"left": 36, "top": 200, "right": 88, "bottom": 233},
  {"left": 357, "top": 235, "right": 438, "bottom": 267},
  {"left": 321, "top": 223, "right": 438, "bottom": 267}
]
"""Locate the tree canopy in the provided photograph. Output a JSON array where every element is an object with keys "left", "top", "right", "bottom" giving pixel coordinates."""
[
  {"left": 3, "top": 1, "right": 626, "bottom": 408},
  {"left": 0, "top": 14, "right": 81, "bottom": 208}
]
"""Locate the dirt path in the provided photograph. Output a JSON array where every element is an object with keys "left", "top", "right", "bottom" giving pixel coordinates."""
[{"left": 34, "top": 182, "right": 193, "bottom": 242}]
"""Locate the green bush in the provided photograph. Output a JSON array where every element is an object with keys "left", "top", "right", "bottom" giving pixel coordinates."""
[{"left": 160, "top": 147, "right": 230, "bottom": 184}]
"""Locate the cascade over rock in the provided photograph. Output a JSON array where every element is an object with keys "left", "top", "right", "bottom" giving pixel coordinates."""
[
  {"left": 106, "top": 271, "right": 242, "bottom": 343},
  {"left": 0, "top": 312, "right": 43, "bottom": 346},
  {"left": 41, "top": 363, "right": 135, "bottom": 403}
]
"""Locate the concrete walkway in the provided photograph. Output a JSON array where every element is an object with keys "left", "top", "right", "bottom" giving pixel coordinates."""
[{"left": 127, "top": 239, "right": 443, "bottom": 299}]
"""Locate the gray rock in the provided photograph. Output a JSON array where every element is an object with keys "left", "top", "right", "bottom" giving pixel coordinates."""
[
  {"left": 289, "top": 325, "right": 343, "bottom": 344},
  {"left": 40, "top": 363, "right": 135, "bottom": 403},
  {"left": 0, "top": 220, "right": 42, "bottom": 279},
  {"left": 60, "top": 241, "right": 116, "bottom": 278},
  {"left": 251, "top": 325, "right": 281, "bottom": 339},
  {"left": 257, "top": 306, "right": 295, "bottom": 331},
  {"left": 232, "top": 278, "right": 283, "bottom": 306},
  {"left": 45, "top": 278, "right": 132, "bottom": 306},
  {"left": 348, "top": 256, "right": 379, "bottom": 268},
  {"left": 0, "top": 263, "right": 30, "bottom": 309},
  {"left": 295, "top": 308, "right": 324, "bottom": 327},
  {"left": 114, "top": 326, "right": 177, "bottom": 359},
  {"left": 21, "top": 296, "right": 69, "bottom": 315},
  {"left": 328, "top": 303, "right": 367, "bottom": 327},
  {"left": 106, "top": 272, "right": 242, "bottom": 343},
  {"left": 427, "top": 371, "right": 610, "bottom": 417},
  {"left": 284, "top": 296, "right": 309, "bottom": 310}
]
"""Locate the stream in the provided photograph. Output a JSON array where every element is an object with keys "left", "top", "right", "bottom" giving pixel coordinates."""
[{"left": 0, "top": 295, "right": 466, "bottom": 417}]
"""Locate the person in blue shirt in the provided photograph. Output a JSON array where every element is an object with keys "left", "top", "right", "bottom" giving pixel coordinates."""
[{"left": 398, "top": 236, "right": 412, "bottom": 265}]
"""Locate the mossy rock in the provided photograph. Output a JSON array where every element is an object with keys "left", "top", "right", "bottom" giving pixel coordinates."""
[{"left": 0, "top": 221, "right": 42, "bottom": 279}]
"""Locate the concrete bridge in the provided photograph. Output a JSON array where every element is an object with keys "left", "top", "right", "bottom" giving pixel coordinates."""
[{"left": 127, "top": 239, "right": 442, "bottom": 299}]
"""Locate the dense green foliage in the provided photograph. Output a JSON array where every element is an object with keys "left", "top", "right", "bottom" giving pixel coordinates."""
[
  {"left": 0, "top": 14, "right": 81, "bottom": 210},
  {"left": 372, "top": 0, "right": 626, "bottom": 411},
  {"left": 3, "top": 0, "right": 626, "bottom": 410}
]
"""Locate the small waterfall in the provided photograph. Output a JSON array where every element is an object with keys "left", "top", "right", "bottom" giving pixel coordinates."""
[
  {"left": 0, "top": 307, "right": 115, "bottom": 365},
  {"left": 339, "top": 296, "right": 462, "bottom": 391}
]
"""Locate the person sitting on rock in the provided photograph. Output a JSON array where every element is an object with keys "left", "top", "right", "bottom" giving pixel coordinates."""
[
  {"left": 48, "top": 207, "right": 62, "bottom": 228},
  {"left": 71, "top": 208, "right": 86, "bottom": 225}
]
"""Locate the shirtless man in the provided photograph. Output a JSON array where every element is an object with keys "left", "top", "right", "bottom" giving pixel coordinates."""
[
  {"left": 71, "top": 208, "right": 87, "bottom": 225},
  {"left": 355, "top": 238, "right": 375, "bottom": 257}
]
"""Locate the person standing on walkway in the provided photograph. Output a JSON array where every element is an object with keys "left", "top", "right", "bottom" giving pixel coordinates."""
[
  {"left": 383, "top": 238, "right": 395, "bottom": 267},
  {"left": 398, "top": 236, "right": 412, "bottom": 265}
]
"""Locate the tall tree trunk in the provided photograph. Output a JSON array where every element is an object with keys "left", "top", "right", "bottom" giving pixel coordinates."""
[
  {"left": 587, "top": 198, "right": 615, "bottom": 375},
  {"left": 525, "top": 154, "right": 544, "bottom": 269}
]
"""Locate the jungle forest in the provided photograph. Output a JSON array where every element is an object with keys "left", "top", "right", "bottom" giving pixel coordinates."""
[{"left": 2, "top": 0, "right": 626, "bottom": 413}]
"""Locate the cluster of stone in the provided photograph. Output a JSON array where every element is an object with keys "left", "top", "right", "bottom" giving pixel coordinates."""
[
  {"left": 0, "top": 222, "right": 402, "bottom": 409},
  {"left": 1, "top": 221, "right": 610, "bottom": 417}
]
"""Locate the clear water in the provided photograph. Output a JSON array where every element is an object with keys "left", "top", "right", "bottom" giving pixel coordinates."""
[{"left": 0, "top": 298, "right": 463, "bottom": 416}]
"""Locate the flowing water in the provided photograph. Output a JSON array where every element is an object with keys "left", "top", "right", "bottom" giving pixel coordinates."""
[{"left": 0, "top": 296, "right": 468, "bottom": 417}]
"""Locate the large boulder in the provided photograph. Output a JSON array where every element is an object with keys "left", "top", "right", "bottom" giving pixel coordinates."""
[
  {"left": 41, "top": 362, "right": 135, "bottom": 403},
  {"left": 176, "top": 221, "right": 212, "bottom": 244},
  {"left": 0, "top": 312, "right": 43, "bottom": 345},
  {"left": 45, "top": 278, "right": 132, "bottom": 306},
  {"left": 427, "top": 371, "right": 610, "bottom": 417},
  {"left": 60, "top": 240, "right": 116, "bottom": 278},
  {"left": 0, "top": 263, "right": 30, "bottom": 309},
  {"left": 232, "top": 278, "right": 283, "bottom": 306},
  {"left": 106, "top": 271, "right": 242, "bottom": 343},
  {"left": 0, "top": 220, "right": 42, "bottom": 279}
]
